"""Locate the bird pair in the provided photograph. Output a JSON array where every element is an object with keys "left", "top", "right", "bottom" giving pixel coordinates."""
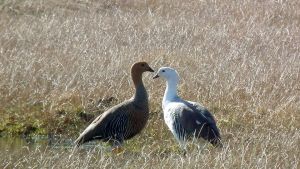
[{"left": 74, "top": 62, "right": 222, "bottom": 152}]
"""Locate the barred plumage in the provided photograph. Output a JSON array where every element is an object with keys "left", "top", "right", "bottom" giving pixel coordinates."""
[
  {"left": 154, "top": 67, "right": 222, "bottom": 150},
  {"left": 74, "top": 62, "right": 154, "bottom": 148}
]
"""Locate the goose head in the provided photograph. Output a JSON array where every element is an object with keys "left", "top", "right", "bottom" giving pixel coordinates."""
[
  {"left": 153, "top": 67, "right": 180, "bottom": 83},
  {"left": 131, "top": 62, "right": 154, "bottom": 73}
]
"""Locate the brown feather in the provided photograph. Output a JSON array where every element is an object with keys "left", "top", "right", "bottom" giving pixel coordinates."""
[{"left": 74, "top": 62, "right": 153, "bottom": 147}]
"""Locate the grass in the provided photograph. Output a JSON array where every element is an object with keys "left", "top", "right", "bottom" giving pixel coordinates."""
[{"left": 0, "top": 0, "right": 299, "bottom": 168}]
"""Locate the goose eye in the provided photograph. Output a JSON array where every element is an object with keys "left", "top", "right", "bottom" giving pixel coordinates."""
[
  {"left": 141, "top": 64, "right": 145, "bottom": 67},
  {"left": 162, "top": 70, "right": 165, "bottom": 72}
]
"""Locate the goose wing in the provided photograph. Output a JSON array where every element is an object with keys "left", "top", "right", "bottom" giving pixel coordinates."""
[
  {"left": 75, "top": 101, "right": 131, "bottom": 146},
  {"left": 177, "top": 101, "right": 222, "bottom": 146}
]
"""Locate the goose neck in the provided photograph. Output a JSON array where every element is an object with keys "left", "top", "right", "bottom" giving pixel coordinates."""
[
  {"left": 131, "top": 71, "right": 143, "bottom": 88},
  {"left": 164, "top": 80, "right": 179, "bottom": 102},
  {"left": 131, "top": 71, "right": 147, "bottom": 104}
]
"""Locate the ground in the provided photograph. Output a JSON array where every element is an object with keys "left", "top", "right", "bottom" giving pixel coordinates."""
[{"left": 0, "top": 0, "right": 299, "bottom": 168}]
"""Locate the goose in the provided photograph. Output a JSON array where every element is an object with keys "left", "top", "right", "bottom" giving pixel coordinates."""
[
  {"left": 153, "top": 67, "right": 222, "bottom": 150},
  {"left": 75, "top": 62, "right": 154, "bottom": 151}
]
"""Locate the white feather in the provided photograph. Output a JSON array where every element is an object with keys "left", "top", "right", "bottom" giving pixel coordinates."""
[{"left": 155, "top": 67, "right": 219, "bottom": 149}]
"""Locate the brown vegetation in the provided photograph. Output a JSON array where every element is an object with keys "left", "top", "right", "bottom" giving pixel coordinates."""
[{"left": 0, "top": 0, "right": 299, "bottom": 168}]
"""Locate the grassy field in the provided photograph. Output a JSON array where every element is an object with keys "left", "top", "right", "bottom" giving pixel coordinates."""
[{"left": 0, "top": 0, "right": 299, "bottom": 168}]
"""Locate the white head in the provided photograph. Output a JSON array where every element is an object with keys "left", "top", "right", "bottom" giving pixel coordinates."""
[{"left": 153, "top": 67, "right": 180, "bottom": 83}]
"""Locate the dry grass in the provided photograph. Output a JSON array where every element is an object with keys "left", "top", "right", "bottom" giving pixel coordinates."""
[{"left": 0, "top": 0, "right": 299, "bottom": 168}]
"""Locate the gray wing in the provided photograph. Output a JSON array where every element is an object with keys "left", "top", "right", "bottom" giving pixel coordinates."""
[
  {"left": 178, "top": 101, "right": 222, "bottom": 146},
  {"left": 176, "top": 105, "right": 208, "bottom": 133},
  {"left": 186, "top": 101, "right": 216, "bottom": 123}
]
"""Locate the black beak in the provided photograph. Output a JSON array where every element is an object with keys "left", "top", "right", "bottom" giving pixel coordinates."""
[
  {"left": 153, "top": 74, "right": 159, "bottom": 79},
  {"left": 148, "top": 67, "right": 154, "bottom": 72}
]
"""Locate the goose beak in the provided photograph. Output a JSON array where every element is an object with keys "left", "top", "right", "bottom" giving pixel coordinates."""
[
  {"left": 147, "top": 67, "right": 155, "bottom": 72},
  {"left": 153, "top": 74, "right": 159, "bottom": 79}
]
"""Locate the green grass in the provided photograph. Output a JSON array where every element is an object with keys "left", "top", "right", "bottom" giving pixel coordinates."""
[{"left": 0, "top": 0, "right": 299, "bottom": 168}]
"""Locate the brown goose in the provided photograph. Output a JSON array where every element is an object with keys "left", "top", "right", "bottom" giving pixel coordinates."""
[{"left": 75, "top": 62, "right": 154, "bottom": 148}]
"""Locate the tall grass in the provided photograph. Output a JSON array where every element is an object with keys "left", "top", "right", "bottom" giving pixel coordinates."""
[{"left": 0, "top": 0, "right": 299, "bottom": 168}]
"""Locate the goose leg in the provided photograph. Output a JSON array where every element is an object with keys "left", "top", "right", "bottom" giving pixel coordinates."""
[{"left": 109, "top": 138, "right": 124, "bottom": 154}]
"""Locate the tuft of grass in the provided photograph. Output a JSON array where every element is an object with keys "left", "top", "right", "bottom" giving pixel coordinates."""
[{"left": 0, "top": 0, "right": 299, "bottom": 168}]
